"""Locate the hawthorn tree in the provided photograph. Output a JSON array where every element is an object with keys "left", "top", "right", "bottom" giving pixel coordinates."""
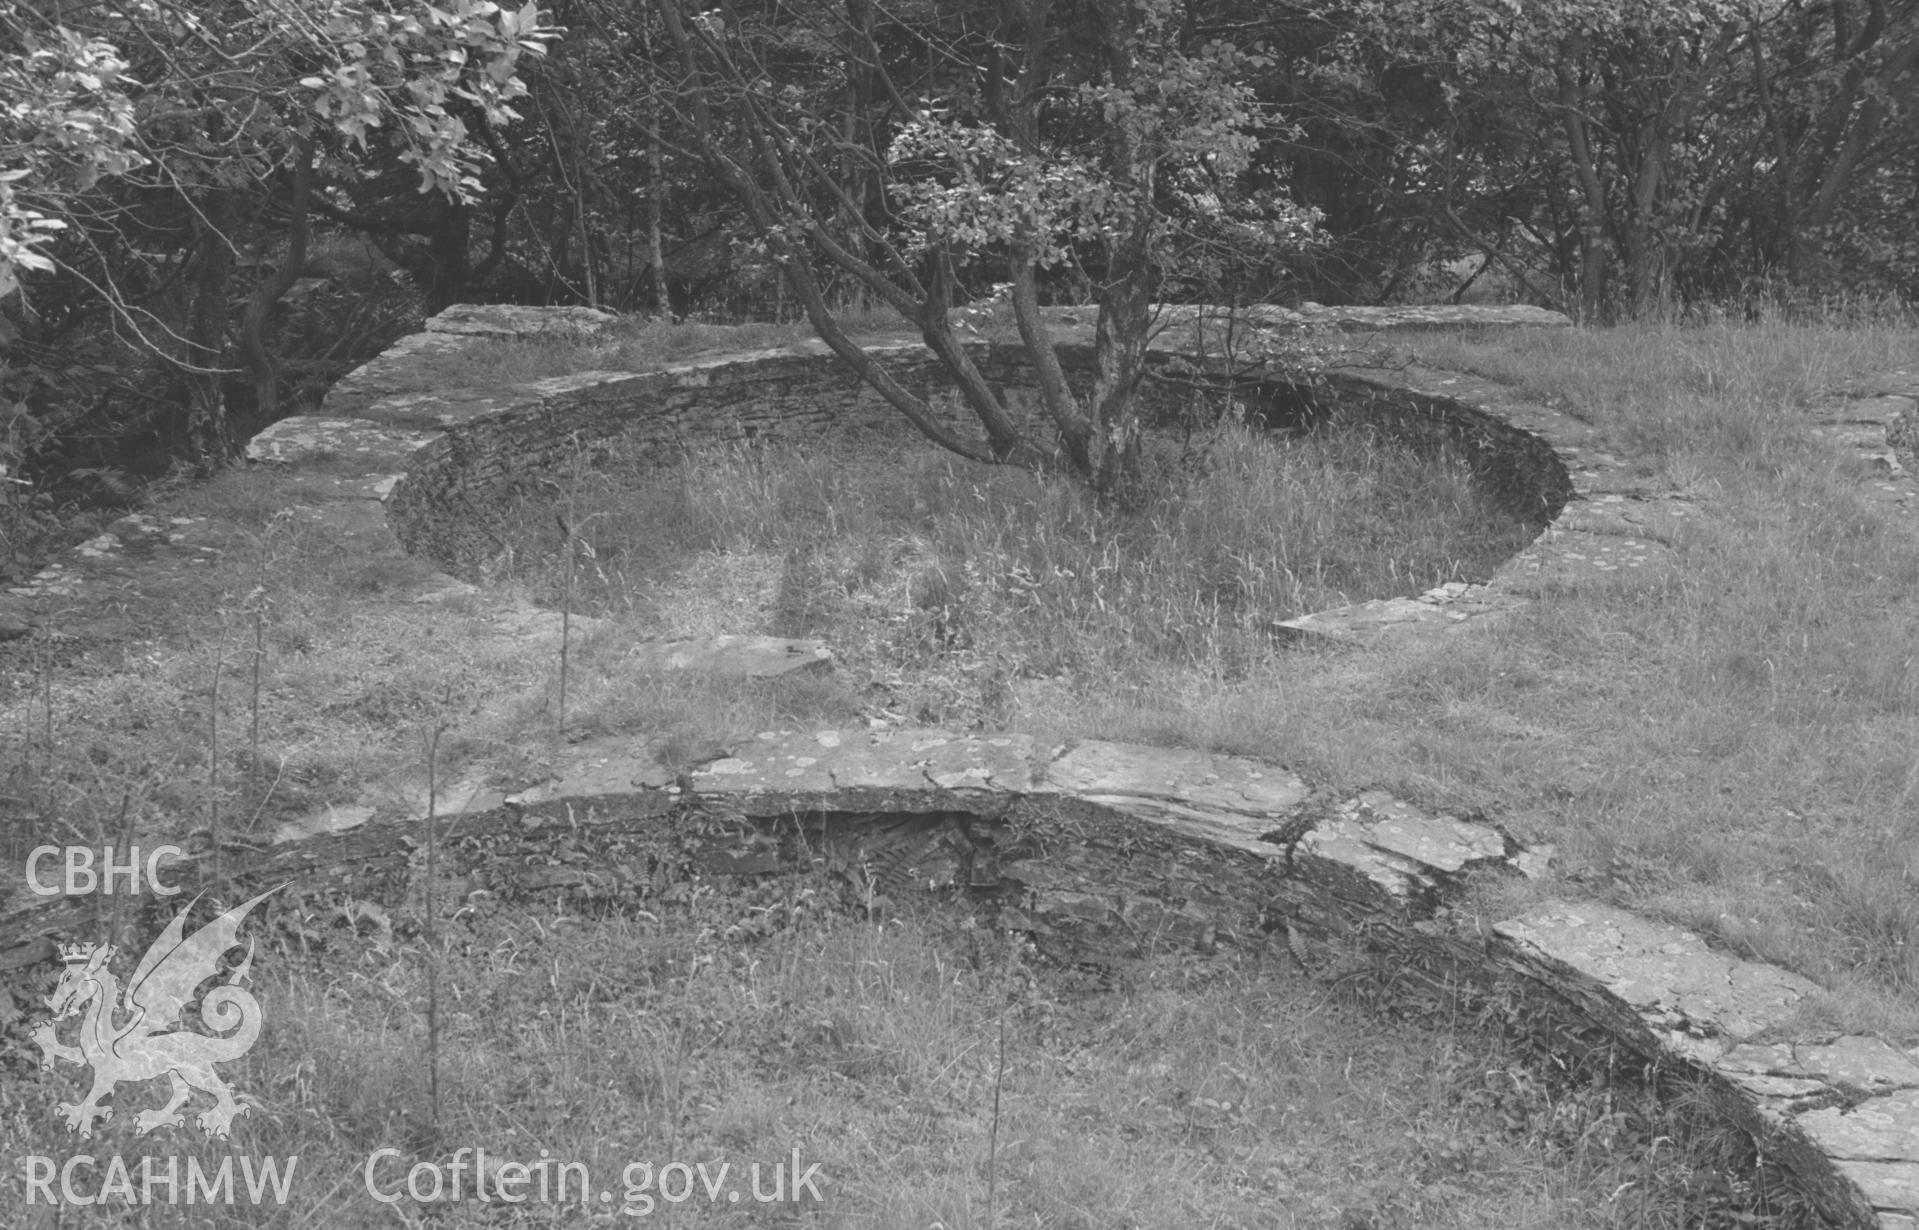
[{"left": 651, "top": 0, "right": 1314, "bottom": 496}]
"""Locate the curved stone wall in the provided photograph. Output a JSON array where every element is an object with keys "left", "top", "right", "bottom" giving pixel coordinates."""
[
  {"left": 363, "top": 329, "right": 1574, "bottom": 582},
  {"left": 5, "top": 303, "right": 1916, "bottom": 1227}
]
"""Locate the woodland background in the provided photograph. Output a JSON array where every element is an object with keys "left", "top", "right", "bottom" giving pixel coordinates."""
[{"left": 2, "top": 0, "right": 1914, "bottom": 524}]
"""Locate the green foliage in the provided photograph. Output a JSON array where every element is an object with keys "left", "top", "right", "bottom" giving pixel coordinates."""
[
  {"left": 1287, "top": 0, "right": 1918, "bottom": 312},
  {"left": 0, "top": 34, "right": 142, "bottom": 296},
  {"left": 1, "top": 0, "right": 557, "bottom": 293},
  {"left": 0, "top": 0, "right": 559, "bottom": 482},
  {"left": 0, "top": 0, "right": 1912, "bottom": 525},
  {"left": 885, "top": 3, "right": 1313, "bottom": 275},
  {"left": 296, "top": 0, "right": 553, "bottom": 197}
]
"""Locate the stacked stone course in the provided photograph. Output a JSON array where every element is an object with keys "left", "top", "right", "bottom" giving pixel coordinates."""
[{"left": 4, "top": 303, "right": 1916, "bottom": 1226}]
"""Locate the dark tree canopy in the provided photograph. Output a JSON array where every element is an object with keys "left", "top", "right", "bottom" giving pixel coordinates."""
[{"left": 1, "top": 0, "right": 1914, "bottom": 496}]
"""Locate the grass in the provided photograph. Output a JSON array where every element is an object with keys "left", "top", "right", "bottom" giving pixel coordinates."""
[
  {"left": 2, "top": 881, "right": 1812, "bottom": 1227},
  {"left": 495, "top": 421, "right": 1535, "bottom": 729},
  {"left": 3, "top": 311, "right": 1917, "bottom": 1224},
  {"left": 1042, "top": 318, "right": 1919, "bottom": 1026}
]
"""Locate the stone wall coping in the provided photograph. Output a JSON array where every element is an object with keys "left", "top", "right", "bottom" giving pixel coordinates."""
[{"left": 2, "top": 305, "right": 1915, "bottom": 1226}]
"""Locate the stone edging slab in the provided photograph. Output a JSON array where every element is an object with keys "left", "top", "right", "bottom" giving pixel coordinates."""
[{"left": 1, "top": 303, "right": 1915, "bottom": 1226}]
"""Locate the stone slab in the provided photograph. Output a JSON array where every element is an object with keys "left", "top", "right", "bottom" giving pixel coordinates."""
[
  {"left": 1271, "top": 586, "right": 1518, "bottom": 646},
  {"left": 1490, "top": 526, "right": 1679, "bottom": 595},
  {"left": 507, "top": 740, "right": 679, "bottom": 807},
  {"left": 1721, "top": 1039, "right": 1919, "bottom": 1093},
  {"left": 1302, "top": 789, "right": 1513, "bottom": 897},
  {"left": 624, "top": 635, "right": 833, "bottom": 678},
  {"left": 1829, "top": 1160, "right": 1919, "bottom": 1221},
  {"left": 3, "top": 513, "right": 220, "bottom": 606},
  {"left": 1495, "top": 901, "right": 1822, "bottom": 1041},
  {"left": 426, "top": 303, "right": 618, "bottom": 337},
  {"left": 318, "top": 331, "right": 490, "bottom": 417},
  {"left": 245, "top": 416, "right": 437, "bottom": 468},
  {"left": 1550, "top": 494, "right": 1703, "bottom": 544},
  {"left": 1139, "top": 302, "right": 1573, "bottom": 335},
  {"left": 1321, "top": 789, "right": 1509, "bottom": 873},
  {"left": 692, "top": 727, "right": 1034, "bottom": 798},
  {"left": 1800, "top": 1091, "right": 1919, "bottom": 1163},
  {"left": 1808, "top": 394, "right": 1919, "bottom": 426},
  {"left": 1036, "top": 740, "right": 1310, "bottom": 856},
  {"left": 1724, "top": 1071, "right": 1832, "bottom": 1101},
  {"left": 272, "top": 804, "right": 378, "bottom": 844},
  {"left": 357, "top": 387, "right": 536, "bottom": 431}
]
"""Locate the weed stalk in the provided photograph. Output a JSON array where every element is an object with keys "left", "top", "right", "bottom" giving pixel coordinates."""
[
  {"left": 105, "top": 785, "right": 134, "bottom": 951},
  {"left": 424, "top": 721, "right": 449, "bottom": 1138},
  {"left": 556, "top": 437, "right": 606, "bottom": 740},
  {"left": 207, "top": 615, "right": 229, "bottom": 889},
  {"left": 246, "top": 584, "right": 268, "bottom": 807},
  {"left": 986, "top": 989, "right": 1007, "bottom": 1228},
  {"left": 36, "top": 619, "right": 53, "bottom": 828},
  {"left": 560, "top": 529, "right": 574, "bottom": 740}
]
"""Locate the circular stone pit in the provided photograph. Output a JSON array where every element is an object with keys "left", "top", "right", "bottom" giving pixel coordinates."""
[{"left": 4, "top": 304, "right": 1917, "bottom": 1227}]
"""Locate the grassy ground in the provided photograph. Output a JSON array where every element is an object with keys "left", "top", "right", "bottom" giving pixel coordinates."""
[
  {"left": 477, "top": 314, "right": 1919, "bottom": 1034},
  {"left": 3, "top": 881, "right": 1809, "bottom": 1227},
  {"left": 1054, "top": 320, "right": 1919, "bottom": 1034},
  {"left": 493, "top": 421, "right": 1535, "bottom": 730},
  {"left": 2, "top": 313, "right": 1917, "bottom": 1225}
]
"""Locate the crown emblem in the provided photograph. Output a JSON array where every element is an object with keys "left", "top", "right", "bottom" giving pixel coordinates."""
[{"left": 33, "top": 886, "right": 283, "bottom": 1141}]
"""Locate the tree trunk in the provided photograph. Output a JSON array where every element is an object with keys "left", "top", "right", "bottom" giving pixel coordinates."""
[
  {"left": 1009, "top": 252, "right": 1093, "bottom": 469},
  {"left": 240, "top": 138, "right": 314, "bottom": 423},
  {"left": 185, "top": 191, "right": 237, "bottom": 466},
  {"left": 646, "top": 45, "right": 670, "bottom": 316},
  {"left": 1084, "top": 0, "right": 1158, "bottom": 496},
  {"left": 1089, "top": 224, "right": 1157, "bottom": 497},
  {"left": 424, "top": 198, "right": 471, "bottom": 312},
  {"left": 1776, "top": 7, "right": 1917, "bottom": 284},
  {"left": 1555, "top": 55, "right": 1613, "bottom": 322}
]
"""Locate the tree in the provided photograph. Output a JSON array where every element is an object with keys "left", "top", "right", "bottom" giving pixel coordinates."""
[
  {"left": 1742, "top": 0, "right": 1919, "bottom": 286},
  {"left": 1269, "top": 0, "right": 1919, "bottom": 314},
  {"left": 2, "top": 0, "right": 556, "bottom": 462},
  {"left": 651, "top": 0, "right": 1314, "bottom": 495}
]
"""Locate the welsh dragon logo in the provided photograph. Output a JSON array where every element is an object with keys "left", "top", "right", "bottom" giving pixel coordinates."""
[{"left": 30, "top": 886, "right": 282, "bottom": 1140}]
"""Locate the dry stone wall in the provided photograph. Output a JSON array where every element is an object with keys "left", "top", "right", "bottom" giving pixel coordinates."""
[
  {"left": 5, "top": 303, "right": 1917, "bottom": 1227},
  {"left": 333, "top": 321, "right": 1576, "bottom": 581}
]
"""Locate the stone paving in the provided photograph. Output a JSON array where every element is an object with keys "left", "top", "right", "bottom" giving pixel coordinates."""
[
  {"left": 2, "top": 304, "right": 1916, "bottom": 1226},
  {"left": 503, "top": 721, "right": 1917, "bottom": 1226}
]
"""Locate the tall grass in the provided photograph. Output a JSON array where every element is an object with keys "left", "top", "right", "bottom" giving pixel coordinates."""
[
  {"left": 495, "top": 423, "right": 1535, "bottom": 726},
  {"left": 1410, "top": 317, "right": 1914, "bottom": 479},
  {"left": 1047, "top": 318, "right": 1919, "bottom": 1024},
  {"left": 4, "top": 884, "right": 1805, "bottom": 1228},
  {"left": 5, "top": 314, "right": 1911, "bottom": 1226}
]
